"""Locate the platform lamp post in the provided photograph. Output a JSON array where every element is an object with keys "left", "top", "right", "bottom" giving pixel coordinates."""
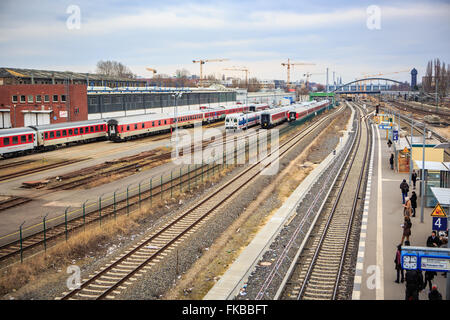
[
  {"left": 420, "top": 123, "right": 426, "bottom": 223},
  {"left": 113, "top": 189, "right": 119, "bottom": 220},
  {"left": 82, "top": 199, "right": 89, "bottom": 228},
  {"left": 409, "top": 117, "right": 414, "bottom": 187},
  {"left": 19, "top": 220, "right": 25, "bottom": 263},
  {"left": 64, "top": 206, "right": 70, "bottom": 241}
]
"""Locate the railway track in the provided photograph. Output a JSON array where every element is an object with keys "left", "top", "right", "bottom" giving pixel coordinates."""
[
  {"left": 389, "top": 100, "right": 450, "bottom": 119},
  {"left": 58, "top": 106, "right": 345, "bottom": 300},
  {"left": 0, "top": 159, "right": 85, "bottom": 182},
  {"left": 280, "top": 104, "right": 370, "bottom": 300},
  {"left": 0, "top": 159, "right": 35, "bottom": 169},
  {"left": 0, "top": 196, "right": 32, "bottom": 211}
]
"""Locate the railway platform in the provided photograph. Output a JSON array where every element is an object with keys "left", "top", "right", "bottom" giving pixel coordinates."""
[{"left": 353, "top": 124, "right": 448, "bottom": 300}]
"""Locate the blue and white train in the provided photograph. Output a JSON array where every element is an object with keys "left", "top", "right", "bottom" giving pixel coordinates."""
[{"left": 225, "top": 111, "right": 262, "bottom": 131}]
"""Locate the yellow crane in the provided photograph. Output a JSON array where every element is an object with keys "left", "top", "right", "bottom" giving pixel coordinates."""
[
  {"left": 223, "top": 67, "right": 249, "bottom": 87},
  {"left": 303, "top": 72, "right": 325, "bottom": 89},
  {"left": 192, "top": 58, "right": 229, "bottom": 87},
  {"left": 146, "top": 68, "right": 157, "bottom": 77},
  {"left": 281, "top": 59, "right": 315, "bottom": 90}
]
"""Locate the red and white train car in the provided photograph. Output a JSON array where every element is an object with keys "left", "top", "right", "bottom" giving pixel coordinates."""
[{"left": 0, "top": 128, "right": 37, "bottom": 157}]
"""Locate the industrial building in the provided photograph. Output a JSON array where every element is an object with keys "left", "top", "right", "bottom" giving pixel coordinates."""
[{"left": 0, "top": 67, "right": 237, "bottom": 127}]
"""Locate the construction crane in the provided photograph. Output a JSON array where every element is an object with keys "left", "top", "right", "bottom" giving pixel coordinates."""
[
  {"left": 303, "top": 72, "right": 325, "bottom": 89},
  {"left": 223, "top": 67, "right": 249, "bottom": 87},
  {"left": 281, "top": 59, "right": 315, "bottom": 90},
  {"left": 192, "top": 58, "right": 229, "bottom": 87},
  {"left": 146, "top": 68, "right": 157, "bottom": 77}
]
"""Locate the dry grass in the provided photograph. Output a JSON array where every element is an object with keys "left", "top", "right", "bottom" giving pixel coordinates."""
[{"left": 0, "top": 163, "right": 235, "bottom": 297}]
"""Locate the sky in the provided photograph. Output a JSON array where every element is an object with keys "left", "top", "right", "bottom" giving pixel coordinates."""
[{"left": 0, "top": 0, "right": 449, "bottom": 85}]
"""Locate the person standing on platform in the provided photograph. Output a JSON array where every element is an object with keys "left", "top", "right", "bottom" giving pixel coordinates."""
[
  {"left": 424, "top": 271, "right": 437, "bottom": 291},
  {"left": 401, "top": 216, "right": 412, "bottom": 245},
  {"left": 411, "top": 170, "right": 418, "bottom": 190},
  {"left": 405, "top": 269, "right": 424, "bottom": 300},
  {"left": 410, "top": 191, "right": 417, "bottom": 217},
  {"left": 426, "top": 231, "right": 441, "bottom": 247},
  {"left": 428, "top": 285, "right": 443, "bottom": 300},
  {"left": 390, "top": 154, "right": 394, "bottom": 170},
  {"left": 400, "top": 179, "right": 409, "bottom": 204},
  {"left": 387, "top": 139, "right": 392, "bottom": 148},
  {"left": 403, "top": 197, "right": 412, "bottom": 218},
  {"left": 394, "top": 244, "right": 404, "bottom": 283}
]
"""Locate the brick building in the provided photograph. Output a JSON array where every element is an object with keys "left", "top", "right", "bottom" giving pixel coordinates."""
[{"left": 0, "top": 67, "right": 146, "bottom": 128}]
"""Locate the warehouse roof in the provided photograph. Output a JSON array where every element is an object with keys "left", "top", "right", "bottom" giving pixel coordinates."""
[{"left": 0, "top": 67, "right": 143, "bottom": 82}]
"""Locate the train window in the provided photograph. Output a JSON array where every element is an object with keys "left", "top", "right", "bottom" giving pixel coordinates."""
[
  {"left": 158, "top": 120, "right": 161, "bottom": 126},
  {"left": 21, "top": 135, "right": 26, "bottom": 143},
  {"left": 134, "top": 124, "right": 138, "bottom": 130},
  {"left": 12, "top": 136, "right": 18, "bottom": 144},
  {"left": 96, "top": 125, "right": 99, "bottom": 131},
  {"left": 90, "top": 126, "right": 94, "bottom": 132},
  {"left": 28, "top": 134, "right": 32, "bottom": 141},
  {"left": 45, "top": 132, "right": 48, "bottom": 139},
  {"left": 69, "top": 129, "right": 73, "bottom": 135},
  {"left": 164, "top": 120, "right": 167, "bottom": 125},
  {"left": 141, "top": 123, "right": 145, "bottom": 129},
  {"left": 3, "top": 137, "right": 10, "bottom": 145},
  {"left": 56, "top": 131, "right": 61, "bottom": 138},
  {"left": 63, "top": 130, "right": 67, "bottom": 137},
  {"left": 126, "top": 125, "right": 130, "bottom": 131},
  {"left": 50, "top": 131, "right": 54, "bottom": 138},
  {"left": 74, "top": 128, "right": 78, "bottom": 135},
  {"left": 79, "top": 127, "right": 84, "bottom": 134},
  {"left": 152, "top": 121, "right": 155, "bottom": 127}
]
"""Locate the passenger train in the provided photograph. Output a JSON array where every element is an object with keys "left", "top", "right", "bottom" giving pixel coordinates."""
[
  {"left": 261, "top": 100, "right": 329, "bottom": 128},
  {"left": 0, "top": 104, "right": 268, "bottom": 157},
  {"left": 225, "top": 111, "right": 262, "bottom": 131}
]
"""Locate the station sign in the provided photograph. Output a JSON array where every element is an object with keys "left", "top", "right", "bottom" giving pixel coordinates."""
[
  {"left": 378, "top": 124, "right": 391, "bottom": 130},
  {"left": 401, "top": 246, "right": 450, "bottom": 273},
  {"left": 432, "top": 217, "right": 447, "bottom": 231},
  {"left": 430, "top": 203, "right": 447, "bottom": 217},
  {"left": 393, "top": 130, "right": 398, "bottom": 141}
]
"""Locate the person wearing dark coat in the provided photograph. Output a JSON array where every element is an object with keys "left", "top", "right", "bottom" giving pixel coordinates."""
[
  {"left": 426, "top": 231, "right": 442, "bottom": 247},
  {"left": 390, "top": 154, "right": 394, "bottom": 170},
  {"left": 401, "top": 216, "right": 412, "bottom": 245},
  {"left": 428, "top": 285, "right": 442, "bottom": 300},
  {"left": 400, "top": 179, "right": 409, "bottom": 204},
  {"left": 411, "top": 170, "right": 418, "bottom": 189},
  {"left": 387, "top": 139, "right": 392, "bottom": 148},
  {"left": 405, "top": 269, "right": 424, "bottom": 300},
  {"left": 394, "top": 244, "right": 404, "bottom": 283},
  {"left": 410, "top": 191, "right": 417, "bottom": 217},
  {"left": 424, "top": 271, "right": 437, "bottom": 291}
]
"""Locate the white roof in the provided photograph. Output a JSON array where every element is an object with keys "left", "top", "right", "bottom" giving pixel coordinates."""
[
  {"left": 430, "top": 187, "right": 450, "bottom": 206},
  {"left": 414, "top": 160, "right": 450, "bottom": 171}
]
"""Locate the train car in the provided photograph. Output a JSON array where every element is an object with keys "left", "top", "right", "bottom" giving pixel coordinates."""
[
  {"left": 31, "top": 120, "right": 108, "bottom": 148},
  {"left": 249, "top": 103, "right": 270, "bottom": 112},
  {"left": 225, "top": 111, "right": 262, "bottom": 131},
  {"left": 288, "top": 100, "right": 329, "bottom": 122},
  {"left": 107, "top": 110, "right": 203, "bottom": 142},
  {"left": 0, "top": 127, "right": 37, "bottom": 158},
  {"left": 202, "top": 104, "right": 250, "bottom": 123},
  {"left": 260, "top": 106, "right": 292, "bottom": 129}
]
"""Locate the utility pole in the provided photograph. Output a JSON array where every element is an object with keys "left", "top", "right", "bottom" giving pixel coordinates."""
[
  {"left": 326, "top": 68, "right": 329, "bottom": 92},
  {"left": 420, "top": 123, "right": 426, "bottom": 223}
]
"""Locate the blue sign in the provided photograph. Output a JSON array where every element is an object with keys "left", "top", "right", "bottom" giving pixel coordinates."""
[
  {"left": 378, "top": 124, "right": 391, "bottom": 130},
  {"left": 432, "top": 217, "right": 447, "bottom": 231},
  {"left": 393, "top": 130, "right": 398, "bottom": 141},
  {"left": 401, "top": 247, "right": 450, "bottom": 272}
]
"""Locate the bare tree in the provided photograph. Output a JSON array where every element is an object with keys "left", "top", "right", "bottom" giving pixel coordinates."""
[{"left": 96, "top": 60, "right": 136, "bottom": 78}]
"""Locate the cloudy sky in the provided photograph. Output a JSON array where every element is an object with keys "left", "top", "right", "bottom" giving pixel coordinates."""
[{"left": 0, "top": 0, "right": 449, "bottom": 85}]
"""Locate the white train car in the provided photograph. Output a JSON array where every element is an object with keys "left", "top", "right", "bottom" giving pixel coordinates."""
[{"left": 225, "top": 111, "right": 262, "bottom": 131}]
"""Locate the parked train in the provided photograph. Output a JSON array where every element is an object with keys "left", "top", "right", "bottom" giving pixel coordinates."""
[
  {"left": 0, "top": 104, "right": 260, "bottom": 157},
  {"left": 260, "top": 100, "right": 329, "bottom": 128},
  {"left": 225, "top": 111, "right": 263, "bottom": 131}
]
